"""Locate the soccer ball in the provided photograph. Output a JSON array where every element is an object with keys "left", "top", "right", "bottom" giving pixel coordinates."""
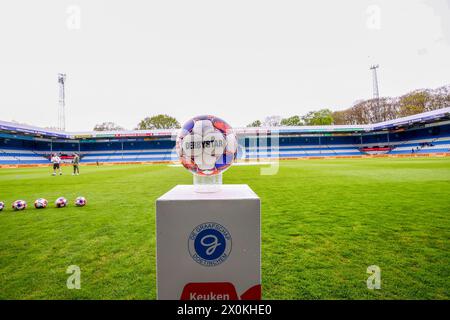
[
  {"left": 55, "top": 197, "right": 68, "bottom": 208},
  {"left": 176, "top": 115, "right": 238, "bottom": 175},
  {"left": 75, "top": 196, "right": 87, "bottom": 207},
  {"left": 12, "top": 200, "right": 27, "bottom": 211},
  {"left": 0, "top": 201, "right": 4, "bottom": 211},
  {"left": 34, "top": 198, "right": 48, "bottom": 209}
]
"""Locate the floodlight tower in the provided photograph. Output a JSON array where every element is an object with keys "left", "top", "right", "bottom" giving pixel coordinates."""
[
  {"left": 58, "top": 73, "right": 66, "bottom": 131},
  {"left": 370, "top": 64, "right": 380, "bottom": 106}
]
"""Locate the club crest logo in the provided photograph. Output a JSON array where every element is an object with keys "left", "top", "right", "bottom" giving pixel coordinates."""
[{"left": 188, "top": 222, "right": 232, "bottom": 267}]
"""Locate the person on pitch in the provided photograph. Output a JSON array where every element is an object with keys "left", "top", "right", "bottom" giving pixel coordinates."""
[
  {"left": 51, "top": 153, "right": 62, "bottom": 176},
  {"left": 72, "top": 153, "right": 80, "bottom": 176}
]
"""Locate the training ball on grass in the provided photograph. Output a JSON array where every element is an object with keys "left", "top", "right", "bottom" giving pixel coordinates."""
[
  {"left": 12, "top": 200, "right": 27, "bottom": 211},
  {"left": 176, "top": 115, "right": 238, "bottom": 176},
  {"left": 75, "top": 196, "right": 87, "bottom": 207},
  {"left": 55, "top": 197, "right": 68, "bottom": 208},
  {"left": 0, "top": 201, "right": 4, "bottom": 211},
  {"left": 34, "top": 198, "right": 48, "bottom": 209}
]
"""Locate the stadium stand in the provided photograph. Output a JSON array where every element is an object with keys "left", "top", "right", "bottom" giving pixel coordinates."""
[{"left": 1, "top": 107, "right": 449, "bottom": 166}]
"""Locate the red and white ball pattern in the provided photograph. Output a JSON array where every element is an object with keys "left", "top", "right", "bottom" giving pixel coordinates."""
[
  {"left": 55, "top": 197, "right": 68, "bottom": 208},
  {"left": 34, "top": 198, "right": 48, "bottom": 209},
  {"left": 0, "top": 197, "right": 86, "bottom": 211},
  {"left": 75, "top": 196, "right": 87, "bottom": 207},
  {"left": 12, "top": 200, "right": 27, "bottom": 211},
  {"left": 176, "top": 115, "right": 238, "bottom": 176}
]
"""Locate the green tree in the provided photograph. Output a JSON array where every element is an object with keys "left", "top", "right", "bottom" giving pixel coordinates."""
[
  {"left": 247, "top": 120, "right": 262, "bottom": 127},
  {"left": 93, "top": 122, "right": 125, "bottom": 131},
  {"left": 281, "top": 115, "right": 302, "bottom": 126},
  {"left": 136, "top": 114, "right": 180, "bottom": 130},
  {"left": 302, "top": 109, "right": 334, "bottom": 125}
]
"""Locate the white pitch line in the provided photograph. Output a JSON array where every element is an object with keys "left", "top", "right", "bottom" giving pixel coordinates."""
[
  {"left": 233, "top": 161, "right": 275, "bottom": 166},
  {"left": 168, "top": 161, "right": 275, "bottom": 167}
]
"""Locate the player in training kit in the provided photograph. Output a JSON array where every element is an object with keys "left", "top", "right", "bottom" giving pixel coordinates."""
[
  {"left": 72, "top": 153, "right": 80, "bottom": 175},
  {"left": 51, "top": 154, "right": 62, "bottom": 176}
]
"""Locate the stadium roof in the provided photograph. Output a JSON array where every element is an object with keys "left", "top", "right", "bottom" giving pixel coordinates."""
[
  {"left": 1, "top": 107, "right": 449, "bottom": 140},
  {"left": 0, "top": 120, "right": 70, "bottom": 139},
  {"left": 373, "top": 107, "right": 450, "bottom": 130}
]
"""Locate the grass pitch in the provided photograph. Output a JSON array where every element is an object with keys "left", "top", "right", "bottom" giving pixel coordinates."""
[{"left": 0, "top": 158, "right": 449, "bottom": 299}]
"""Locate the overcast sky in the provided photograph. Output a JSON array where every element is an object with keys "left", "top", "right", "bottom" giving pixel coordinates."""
[{"left": 0, "top": 0, "right": 449, "bottom": 131}]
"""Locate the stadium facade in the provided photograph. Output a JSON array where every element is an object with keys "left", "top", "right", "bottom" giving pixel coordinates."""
[{"left": 1, "top": 108, "right": 450, "bottom": 166}]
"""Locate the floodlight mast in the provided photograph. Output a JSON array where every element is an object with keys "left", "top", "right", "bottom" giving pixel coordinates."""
[
  {"left": 58, "top": 73, "right": 66, "bottom": 131},
  {"left": 370, "top": 64, "right": 380, "bottom": 107}
]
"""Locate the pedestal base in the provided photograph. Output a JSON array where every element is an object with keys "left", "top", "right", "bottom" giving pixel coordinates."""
[{"left": 156, "top": 184, "right": 261, "bottom": 300}]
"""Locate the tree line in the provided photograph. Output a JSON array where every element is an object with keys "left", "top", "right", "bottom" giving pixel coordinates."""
[
  {"left": 93, "top": 115, "right": 181, "bottom": 131},
  {"left": 248, "top": 84, "right": 450, "bottom": 127},
  {"left": 332, "top": 84, "right": 449, "bottom": 125},
  {"left": 93, "top": 84, "right": 449, "bottom": 130}
]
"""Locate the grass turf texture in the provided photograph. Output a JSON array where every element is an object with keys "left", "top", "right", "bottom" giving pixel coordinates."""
[{"left": 0, "top": 158, "right": 449, "bottom": 299}]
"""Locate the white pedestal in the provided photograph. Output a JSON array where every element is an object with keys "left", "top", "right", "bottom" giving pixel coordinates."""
[{"left": 156, "top": 184, "right": 261, "bottom": 300}]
